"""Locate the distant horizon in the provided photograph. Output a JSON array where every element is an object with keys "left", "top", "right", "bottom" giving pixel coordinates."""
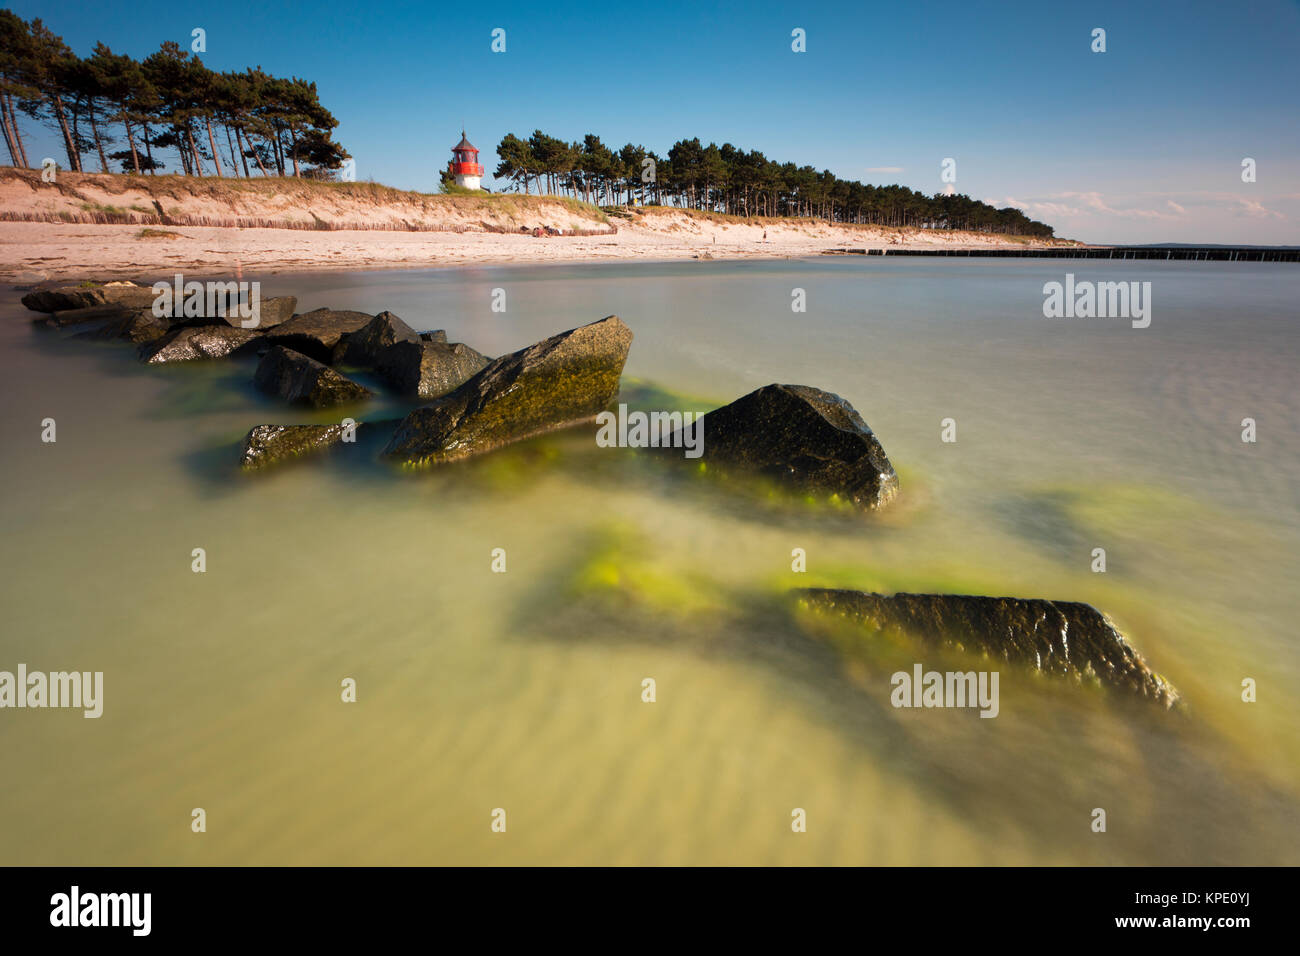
[{"left": 5, "top": 0, "right": 1298, "bottom": 245}]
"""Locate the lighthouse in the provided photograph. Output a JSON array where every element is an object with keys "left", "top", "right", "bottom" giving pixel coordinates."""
[{"left": 448, "top": 131, "right": 484, "bottom": 190}]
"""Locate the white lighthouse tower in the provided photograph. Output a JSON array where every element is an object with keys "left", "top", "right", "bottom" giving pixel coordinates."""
[{"left": 448, "top": 131, "right": 483, "bottom": 190}]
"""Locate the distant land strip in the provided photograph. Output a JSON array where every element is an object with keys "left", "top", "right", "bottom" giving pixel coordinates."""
[{"left": 823, "top": 246, "right": 1300, "bottom": 262}]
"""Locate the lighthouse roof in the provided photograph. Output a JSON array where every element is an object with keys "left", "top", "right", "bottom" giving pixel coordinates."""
[{"left": 454, "top": 132, "right": 477, "bottom": 152}]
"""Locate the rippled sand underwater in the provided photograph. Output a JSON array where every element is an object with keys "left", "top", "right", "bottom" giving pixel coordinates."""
[{"left": 1, "top": 259, "right": 1297, "bottom": 865}]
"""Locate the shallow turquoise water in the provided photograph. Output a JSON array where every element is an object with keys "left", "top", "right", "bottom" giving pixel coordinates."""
[{"left": 0, "top": 257, "right": 1296, "bottom": 864}]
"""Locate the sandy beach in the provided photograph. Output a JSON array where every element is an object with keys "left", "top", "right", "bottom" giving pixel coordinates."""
[
  {"left": 0, "top": 219, "right": 1081, "bottom": 282},
  {"left": 0, "top": 169, "right": 1078, "bottom": 282}
]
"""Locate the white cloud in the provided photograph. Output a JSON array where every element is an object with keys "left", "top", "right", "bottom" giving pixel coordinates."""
[{"left": 865, "top": 166, "right": 904, "bottom": 174}]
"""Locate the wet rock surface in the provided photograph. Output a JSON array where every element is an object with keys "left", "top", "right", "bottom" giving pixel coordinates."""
[
  {"left": 375, "top": 339, "right": 491, "bottom": 399},
  {"left": 21, "top": 280, "right": 157, "bottom": 313},
  {"left": 263, "top": 309, "right": 375, "bottom": 363},
  {"left": 679, "top": 384, "right": 898, "bottom": 509},
  {"left": 138, "top": 325, "right": 263, "bottom": 363},
  {"left": 794, "top": 589, "right": 1180, "bottom": 707},
  {"left": 383, "top": 315, "right": 632, "bottom": 464},
  {"left": 332, "top": 310, "right": 421, "bottom": 366},
  {"left": 70, "top": 309, "right": 170, "bottom": 344},
  {"left": 253, "top": 346, "right": 373, "bottom": 407},
  {"left": 240, "top": 423, "right": 358, "bottom": 470},
  {"left": 219, "top": 295, "right": 297, "bottom": 330}
]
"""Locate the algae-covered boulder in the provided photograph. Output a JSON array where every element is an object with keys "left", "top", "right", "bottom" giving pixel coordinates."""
[
  {"left": 253, "top": 346, "right": 373, "bottom": 407},
  {"left": 332, "top": 310, "right": 421, "bottom": 366},
  {"left": 674, "top": 384, "right": 898, "bottom": 509},
  {"left": 375, "top": 340, "right": 491, "bottom": 399},
  {"left": 240, "top": 423, "right": 356, "bottom": 470},
  {"left": 383, "top": 315, "right": 632, "bottom": 465},
  {"left": 793, "top": 589, "right": 1179, "bottom": 707},
  {"left": 263, "top": 308, "right": 374, "bottom": 363},
  {"left": 138, "top": 325, "right": 262, "bottom": 363}
]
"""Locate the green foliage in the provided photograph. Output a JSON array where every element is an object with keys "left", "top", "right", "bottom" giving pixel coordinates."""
[{"left": 495, "top": 129, "right": 1056, "bottom": 237}]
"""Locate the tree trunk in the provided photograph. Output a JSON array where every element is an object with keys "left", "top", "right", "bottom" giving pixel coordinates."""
[
  {"left": 186, "top": 125, "right": 203, "bottom": 176},
  {"left": 88, "top": 107, "right": 108, "bottom": 172},
  {"left": 251, "top": 136, "right": 270, "bottom": 177},
  {"left": 5, "top": 93, "right": 28, "bottom": 166},
  {"left": 51, "top": 95, "right": 80, "bottom": 171},
  {"left": 205, "top": 116, "right": 223, "bottom": 177},
  {"left": 234, "top": 125, "right": 251, "bottom": 177},
  {"left": 123, "top": 115, "right": 140, "bottom": 173},
  {"left": 0, "top": 102, "right": 16, "bottom": 165},
  {"left": 223, "top": 125, "right": 239, "bottom": 176}
]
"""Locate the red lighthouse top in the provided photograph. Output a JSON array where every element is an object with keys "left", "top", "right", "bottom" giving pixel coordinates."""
[{"left": 449, "top": 131, "right": 483, "bottom": 177}]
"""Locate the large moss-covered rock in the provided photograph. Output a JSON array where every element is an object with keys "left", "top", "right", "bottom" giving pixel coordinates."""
[
  {"left": 383, "top": 315, "right": 632, "bottom": 465},
  {"left": 240, "top": 423, "right": 356, "bottom": 470},
  {"left": 263, "top": 309, "right": 374, "bottom": 363},
  {"left": 138, "top": 325, "right": 262, "bottom": 363},
  {"left": 375, "top": 340, "right": 491, "bottom": 398},
  {"left": 253, "top": 346, "right": 372, "bottom": 407},
  {"left": 332, "top": 310, "right": 421, "bottom": 366},
  {"left": 793, "top": 589, "right": 1179, "bottom": 707},
  {"left": 679, "top": 384, "right": 898, "bottom": 509}
]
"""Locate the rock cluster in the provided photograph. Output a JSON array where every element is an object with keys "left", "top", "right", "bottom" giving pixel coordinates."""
[{"left": 21, "top": 279, "right": 1179, "bottom": 706}]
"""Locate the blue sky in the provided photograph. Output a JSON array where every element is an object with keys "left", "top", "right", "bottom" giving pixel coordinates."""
[{"left": 9, "top": 0, "right": 1300, "bottom": 243}]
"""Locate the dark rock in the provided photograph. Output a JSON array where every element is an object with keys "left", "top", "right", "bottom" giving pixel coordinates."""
[
  {"left": 793, "top": 589, "right": 1180, "bottom": 707},
  {"left": 240, "top": 423, "right": 357, "bottom": 470},
  {"left": 419, "top": 330, "right": 448, "bottom": 343},
  {"left": 375, "top": 340, "right": 491, "bottom": 399},
  {"left": 45, "top": 304, "right": 138, "bottom": 329},
  {"left": 253, "top": 346, "right": 373, "bottom": 407},
  {"left": 21, "top": 280, "right": 157, "bottom": 313},
  {"left": 263, "top": 309, "right": 374, "bottom": 363},
  {"left": 383, "top": 315, "right": 632, "bottom": 465},
  {"left": 218, "top": 295, "right": 297, "bottom": 330},
  {"left": 676, "top": 384, "right": 898, "bottom": 510},
  {"left": 138, "top": 325, "right": 262, "bottom": 364},
  {"left": 332, "top": 310, "right": 420, "bottom": 366},
  {"left": 71, "top": 309, "right": 169, "bottom": 344}
]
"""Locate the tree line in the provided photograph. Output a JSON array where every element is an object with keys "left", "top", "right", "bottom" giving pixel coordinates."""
[
  {"left": 0, "top": 12, "right": 347, "bottom": 178},
  {"left": 495, "top": 131, "right": 1054, "bottom": 236}
]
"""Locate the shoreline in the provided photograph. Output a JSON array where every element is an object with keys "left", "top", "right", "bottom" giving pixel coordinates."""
[{"left": 0, "top": 219, "right": 1081, "bottom": 284}]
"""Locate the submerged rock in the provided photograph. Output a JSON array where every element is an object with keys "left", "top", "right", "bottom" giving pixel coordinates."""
[
  {"left": 240, "top": 423, "right": 357, "bottom": 470},
  {"left": 138, "top": 325, "right": 262, "bottom": 363},
  {"left": 383, "top": 315, "right": 632, "bottom": 465},
  {"left": 253, "top": 346, "right": 372, "bottom": 407},
  {"left": 263, "top": 309, "right": 375, "bottom": 363},
  {"left": 375, "top": 339, "right": 491, "bottom": 399},
  {"left": 793, "top": 589, "right": 1179, "bottom": 707},
  {"left": 332, "top": 311, "right": 421, "bottom": 366},
  {"left": 679, "top": 384, "right": 898, "bottom": 510}
]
